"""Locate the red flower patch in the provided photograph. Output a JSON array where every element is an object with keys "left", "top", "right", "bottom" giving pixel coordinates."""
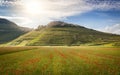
[
  {"left": 42, "top": 53, "right": 54, "bottom": 72},
  {"left": 70, "top": 51, "right": 118, "bottom": 75},
  {"left": 21, "top": 57, "right": 41, "bottom": 67},
  {"left": 56, "top": 50, "right": 67, "bottom": 59}
]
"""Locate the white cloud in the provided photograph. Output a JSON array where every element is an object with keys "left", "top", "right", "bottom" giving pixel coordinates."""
[
  {"left": 0, "top": 0, "right": 120, "bottom": 28},
  {"left": 19, "top": 0, "right": 92, "bottom": 18},
  {"left": 0, "top": 0, "right": 20, "bottom": 7},
  {"left": 103, "top": 24, "right": 120, "bottom": 35},
  {"left": 0, "top": 15, "right": 32, "bottom": 27},
  {"left": 0, "top": 15, "right": 27, "bottom": 20},
  {"left": 88, "top": 0, "right": 120, "bottom": 10}
]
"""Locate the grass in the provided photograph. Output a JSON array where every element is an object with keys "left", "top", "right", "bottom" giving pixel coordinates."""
[
  {"left": 0, "top": 46, "right": 120, "bottom": 75},
  {"left": 9, "top": 26, "right": 120, "bottom": 46}
]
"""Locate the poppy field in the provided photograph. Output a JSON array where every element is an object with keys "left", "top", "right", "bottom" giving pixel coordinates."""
[{"left": 0, "top": 46, "right": 120, "bottom": 75}]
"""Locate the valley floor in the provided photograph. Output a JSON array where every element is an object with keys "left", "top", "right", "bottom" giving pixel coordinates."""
[{"left": 0, "top": 46, "right": 120, "bottom": 75}]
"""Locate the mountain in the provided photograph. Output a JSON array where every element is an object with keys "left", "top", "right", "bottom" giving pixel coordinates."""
[
  {"left": 9, "top": 21, "right": 120, "bottom": 46},
  {"left": 0, "top": 18, "right": 31, "bottom": 44}
]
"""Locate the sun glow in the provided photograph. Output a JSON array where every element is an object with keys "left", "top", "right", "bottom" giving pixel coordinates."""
[{"left": 23, "top": 0, "right": 45, "bottom": 14}]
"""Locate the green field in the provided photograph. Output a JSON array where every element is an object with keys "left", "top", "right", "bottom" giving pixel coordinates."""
[{"left": 0, "top": 46, "right": 120, "bottom": 75}]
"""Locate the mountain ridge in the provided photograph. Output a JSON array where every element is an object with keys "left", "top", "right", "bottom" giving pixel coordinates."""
[
  {"left": 9, "top": 21, "right": 120, "bottom": 46},
  {"left": 47, "top": 21, "right": 81, "bottom": 27},
  {"left": 0, "top": 18, "right": 31, "bottom": 44}
]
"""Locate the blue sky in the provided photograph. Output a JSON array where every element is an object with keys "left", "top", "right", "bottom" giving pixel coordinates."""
[
  {"left": 65, "top": 10, "right": 120, "bottom": 29},
  {"left": 0, "top": 0, "right": 120, "bottom": 34}
]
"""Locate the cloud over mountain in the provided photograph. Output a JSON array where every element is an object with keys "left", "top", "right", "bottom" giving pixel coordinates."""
[
  {"left": 104, "top": 24, "right": 120, "bottom": 35},
  {"left": 0, "top": 0, "right": 120, "bottom": 35}
]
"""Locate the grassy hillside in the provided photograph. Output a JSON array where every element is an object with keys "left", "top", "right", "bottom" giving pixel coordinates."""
[
  {"left": 9, "top": 21, "right": 120, "bottom": 46},
  {"left": 0, "top": 18, "right": 30, "bottom": 44},
  {"left": 0, "top": 46, "right": 120, "bottom": 75}
]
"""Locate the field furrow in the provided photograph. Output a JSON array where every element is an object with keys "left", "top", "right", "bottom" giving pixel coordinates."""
[{"left": 0, "top": 46, "right": 119, "bottom": 75}]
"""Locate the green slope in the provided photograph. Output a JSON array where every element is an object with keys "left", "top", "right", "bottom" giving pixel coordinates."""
[
  {"left": 0, "top": 18, "right": 30, "bottom": 44},
  {"left": 9, "top": 21, "right": 120, "bottom": 46}
]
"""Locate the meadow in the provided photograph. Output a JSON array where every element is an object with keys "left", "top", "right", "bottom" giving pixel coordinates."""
[{"left": 0, "top": 46, "right": 120, "bottom": 75}]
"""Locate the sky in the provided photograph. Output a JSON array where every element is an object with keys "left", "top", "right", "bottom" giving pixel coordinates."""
[{"left": 0, "top": 0, "right": 120, "bottom": 34}]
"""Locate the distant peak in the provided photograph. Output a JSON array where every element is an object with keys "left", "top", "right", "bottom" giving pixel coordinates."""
[
  {"left": 0, "top": 18, "right": 10, "bottom": 22},
  {"left": 0, "top": 18, "right": 7, "bottom": 20},
  {"left": 47, "top": 21, "right": 67, "bottom": 27},
  {"left": 47, "top": 21, "right": 80, "bottom": 27},
  {"left": 0, "top": 18, "right": 16, "bottom": 24},
  {"left": 49, "top": 21, "right": 65, "bottom": 23}
]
